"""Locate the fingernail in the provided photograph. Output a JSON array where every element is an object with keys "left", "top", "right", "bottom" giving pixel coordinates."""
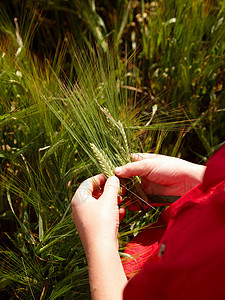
[
  {"left": 115, "top": 167, "right": 122, "bottom": 174},
  {"left": 110, "top": 176, "right": 119, "bottom": 183}
]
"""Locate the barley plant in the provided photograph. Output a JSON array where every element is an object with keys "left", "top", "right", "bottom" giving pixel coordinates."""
[
  {"left": 0, "top": 7, "right": 180, "bottom": 300},
  {"left": 43, "top": 45, "right": 174, "bottom": 210},
  {"left": 0, "top": 0, "right": 225, "bottom": 299}
]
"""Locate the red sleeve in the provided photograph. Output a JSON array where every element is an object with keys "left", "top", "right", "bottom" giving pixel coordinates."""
[
  {"left": 122, "top": 205, "right": 171, "bottom": 278},
  {"left": 123, "top": 144, "right": 225, "bottom": 300}
]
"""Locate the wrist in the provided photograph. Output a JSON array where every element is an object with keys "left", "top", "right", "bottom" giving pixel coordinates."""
[
  {"left": 84, "top": 236, "right": 118, "bottom": 258},
  {"left": 86, "top": 238, "right": 127, "bottom": 300}
]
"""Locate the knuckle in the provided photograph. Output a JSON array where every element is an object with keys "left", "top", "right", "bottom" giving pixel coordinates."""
[
  {"left": 106, "top": 183, "right": 118, "bottom": 190},
  {"left": 124, "top": 162, "right": 133, "bottom": 173}
]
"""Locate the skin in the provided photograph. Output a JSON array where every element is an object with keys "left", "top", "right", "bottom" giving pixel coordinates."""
[
  {"left": 71, "top": 175, "right": 127, "bottom": 300},
  {"left": 71, "top": 154, "right": 206, "bottom": 300},
  {"left": 116, "top": 153, "right": 206, "bottom": 196}
]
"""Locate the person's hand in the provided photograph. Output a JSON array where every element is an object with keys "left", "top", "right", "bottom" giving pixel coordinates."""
[
  {"left": 71, "top": 174, "right": 128, "bottom": 299},
  {"left": 115, "top": 153, "right": 206, "bottom": 198},
  {"left": 71, "top": 174, "right": 126, "bottom": 255}
]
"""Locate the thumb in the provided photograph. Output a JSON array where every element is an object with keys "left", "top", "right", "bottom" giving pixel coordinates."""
[
  {"left": 101, "top": 176, "right": 120, "bottom": 204},
  {"left": 115, "top": 161, "right": 148, "bottom": 178}
]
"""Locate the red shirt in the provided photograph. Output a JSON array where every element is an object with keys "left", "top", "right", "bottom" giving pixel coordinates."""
[{"left": 123, "top": 144, "right": 225, "bottom": 300}]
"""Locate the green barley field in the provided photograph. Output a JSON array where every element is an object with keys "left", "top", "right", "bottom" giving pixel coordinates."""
[{"left": 0, "top": 0, "right": 225, "bottom": 298}]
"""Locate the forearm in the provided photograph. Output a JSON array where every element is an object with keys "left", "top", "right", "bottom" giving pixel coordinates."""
[{"left": 86, "top": 241, "right": 128, "bottom": 300}]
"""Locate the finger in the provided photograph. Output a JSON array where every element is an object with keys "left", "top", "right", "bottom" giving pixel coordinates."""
[
  {"left": 101, "top": 176, "right": 120, "bottom": 205},
  {"left": 72, "top": 174, "right": 106, "bottom": 206},
  {"left": 119, "top": 207, "right": 126, "bottom": 221},
  {"left": 120, "top": 187, "right": 126, "bottom": 196},
  {"left": 131, "top": 153, "right": 156, "bottom": 161},
  {"left": 118, "top": 195, "right": 123, "bottom": 205},
  {"left": 88, "top": 174, "right": 107, "bottom": 192},
  {"left": 115, "top": 161, "right": 149, "bottom": 178},
  {"left": 124, "top": 198, "right": 146, "bottom": 211},
  {"left": 81, "top": 174, "right": 106, "bottom": 196},
  {"left": 92, "top": 188, "right": 103, "bottom": 199}
]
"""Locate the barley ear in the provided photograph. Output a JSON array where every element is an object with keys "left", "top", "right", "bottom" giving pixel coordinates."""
[
  {"left": 90, "top": 143, "right": 115, "bottom": 177},
  {"left": 118, "top": 120, "right": 130, "bottom": 162}
]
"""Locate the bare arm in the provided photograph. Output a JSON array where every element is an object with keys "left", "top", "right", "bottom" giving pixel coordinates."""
[
  {"left": 86, "top": 241, "right": 127, "bottom": 300},
  {"left": 71, "top": 175, "right": 127, "bottom": 300},
  {"left": 71, "top": 154, "right": 206, "bottom": 299}
]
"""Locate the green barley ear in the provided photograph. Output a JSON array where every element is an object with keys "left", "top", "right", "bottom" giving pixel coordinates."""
[
  {"left": 90, "top": 143, "right": 149, "bottom": 210},
  {"left": 117, "top": 120, "right": 130, "bottom": 162},
  {"left": 41, "top": 48, "right": 185, "bottom": 212},
  {"left": 90, "top": 143, "right": 115, "bottom": 177}
]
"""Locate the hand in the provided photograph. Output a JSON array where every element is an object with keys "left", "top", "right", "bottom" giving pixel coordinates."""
[
  {"left": 71, "top": 174, "right": 126, "bottom": 255},
  {"left": 71, "top": 174, "right": 128, "bottom": 300},
  {"left": 115, "top": 153, "right": 206, "bottom": 197}
]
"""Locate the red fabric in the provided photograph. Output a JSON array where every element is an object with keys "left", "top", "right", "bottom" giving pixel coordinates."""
[{"left": 123, "top": 144, "right": 225, "bottom": 300}]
